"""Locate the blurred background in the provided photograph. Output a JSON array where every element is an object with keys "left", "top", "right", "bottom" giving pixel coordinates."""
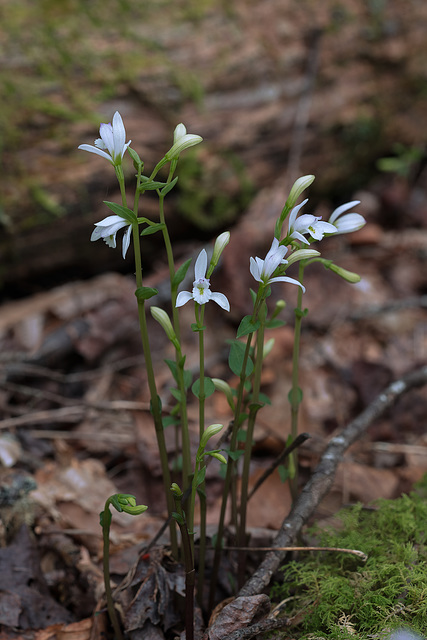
[{"left": 1, "top": 0, "right": 427, "bottom": 298}]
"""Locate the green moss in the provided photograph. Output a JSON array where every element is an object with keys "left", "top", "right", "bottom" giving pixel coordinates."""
[{"left": 270, "top": 479, "right": 427, "bottom": 639}]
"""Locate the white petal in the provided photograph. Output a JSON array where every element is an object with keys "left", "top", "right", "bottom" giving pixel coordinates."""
[
  {"left": 334, "top": 213, "right": 366, "bottom": 234},
  {"left": 210, "top": 292, "right": 230, "bottom": 311},
  {"left": 176, "top": 291, "right": 193, "bottom": 307},
  {"left": 112, "top": 111, "right": 126, "bottom": 156},
  {"left": 99, "top": 122, "right": 115, "bottom": 156},
  {"left": 329, "top": 200, "right": 360, "bottom": 224},
  {"left": 94, "top": 215, "right": 124, "bottom": 227},
  {"left": 122, "top": 224, "right": 132, "bottom": 258},
  {"left": 250, "top": 257, "right": 262, "bottom": 282},
  {"left": 78, "top": 144, "right": 113, "bottom": 163},
  {"left": 174, "top": 123, "right": 187, "bottom": 142},
  {"left": 268, "top": 276, "right": 306, "bottom": 292},
  {"left": 290, "top": 230, "right": 310, "bottom": 245},
  {"left": 194, "top": 249, "right": 207, "bottom": 280},
  {"left": 288, "top": 198, "right": 308, "bottom": 231}
]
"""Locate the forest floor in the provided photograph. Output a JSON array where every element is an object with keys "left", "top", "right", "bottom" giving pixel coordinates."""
[{"left": 1, "top": 0, "right": 427, "bottom": 638}]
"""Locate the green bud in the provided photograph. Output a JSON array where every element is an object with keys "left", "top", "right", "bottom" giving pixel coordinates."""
[
  {"left": 327, "top": 263, "right": 361, "bottom": 283},
  {"left": 208, "top": 232, "right": 230, "bottom": 276},
  {"left": 286, "top": 249, "right": 320, "bottom": 266},
  {"left": 207, "top": 451, "right": 227, "bottom": 464},
  {"left": 150, "top": 307, "right": 180, "bottom": 349},
  {"left": 263, "top": 338, "right": 275, "bottom": 358},
  {"left": 286, "top": 175, "right": 315, "bottom": 209},
  {"left": 200, "top": 423, "right": 223, "bottom": 451},
  {"left": 212, "top": 378, "right": 235, "bottom": 411},
  {"left": 166, "top": 124, "right": 203, "bottom": 160},
  {"left": 170, "top": 482, "right": 183, "bottom": 497}
]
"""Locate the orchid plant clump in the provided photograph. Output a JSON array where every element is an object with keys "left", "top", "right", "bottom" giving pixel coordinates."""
[{"left": 78, "top": 111, "right": 366, "bottom": 639}]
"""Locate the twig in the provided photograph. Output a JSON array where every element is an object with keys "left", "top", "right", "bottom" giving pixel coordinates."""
[
  {"left": 238, "top": 364, "right": 427, "bottom": 598},
  {"left": 216, "top": 545, "right": 367, "bottom": 561},
  {"left": 247, "top": 432, "right": 311, "bottom": 501}
]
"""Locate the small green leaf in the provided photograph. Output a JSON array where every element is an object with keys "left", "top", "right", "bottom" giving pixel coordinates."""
[
  {"left": 172, "top": 259, "right": 192, "bottom": 289},
  {"left": 140, "top": 223, "right": 165, "bottom": 236},
  {"left": 104, "top": 201, "right": 136, "bottom": 224},
  {"left": 258, "top": 392, "right": 272, "bottom": 406},
  {"left": 278, "top": 464, "right": 290, "bottom": 483},
  {"left": 183, "top": 369, "right": 193, "bottom": 390},
  {"left": 287, "top": 386, "right": 303, "bottom": 406},
  {"left": 195, "top": 466, "right": 207, "bottom": 487},
  {"left": 128, "top": 147, "right": 143, "bottom": 169},
  {"left": 160, "top": 176, "right": 178, "bottom": 196},
  {"left": 191, "top": 323, "right": 206, "bottom": 332},
  {"left": 226, "top": 449, "right": 244, "bottom": 461},
  {"left": 192, "top": 377, "right": 216, "bottom": 400},
  {"left": 236, "top": 315, "right": 260, "bottom": 338},
  {"left": 162, "top": 415, "right": 179, "bottom": 429},
  {"left": 265, "top": 318, "right": 286, "bottom": 329},
  {"left": 135, "top": 286, "right": 158, "bottom": 301},
  {"left": 170, "top": 388, "right": 183, "bottom": 403},
  {"left": 228, "top": 340, "right": 254, "bottom": 377},
  {"left": 172, "top": 511, "right": 185, "bottom": 526}
]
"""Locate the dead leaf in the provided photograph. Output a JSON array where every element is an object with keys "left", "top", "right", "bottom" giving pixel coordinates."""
[{"left": 207, "top": 595, "right": 270, "bottom": 640}]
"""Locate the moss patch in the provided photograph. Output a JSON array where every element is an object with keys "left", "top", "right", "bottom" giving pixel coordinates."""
[{"left": 271, "top": 478, "right": 427, "bottom": 639}]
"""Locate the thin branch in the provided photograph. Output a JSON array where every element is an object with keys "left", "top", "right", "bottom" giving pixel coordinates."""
[{"left": 238, "top": 364, "right": 427, "bottom": 598}]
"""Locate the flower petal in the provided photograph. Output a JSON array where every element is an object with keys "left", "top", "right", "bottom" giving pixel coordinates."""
[
  {"left": 329, "top": 200, "right": 361, "bottom": 224},
  {"left": 122, "top": 224, "right": 132, "bottom": 259},
  {"left": 176, "top": 291, "right": 193, "bottom": 307},
  {"left": 78, "top": 144, "right": 113, "bottom": 163},
  {"left": 268, "top": 276, "right": 306, "bottom": 292},
  {"left": 194, "top": 249, "right": 208, "bottom": 280},
  {"left": 210, "top": 292, "right": 230, "bottom": 311},
  {"left": 249, "top": 257, "right": 262, "bottom": 282},
  {"left": 112, "top": 111, "right": 126, "bottom": 158}
]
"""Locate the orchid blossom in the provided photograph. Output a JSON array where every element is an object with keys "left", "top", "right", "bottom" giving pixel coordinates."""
[
  {"left": 166, "top": 124, "right": 203, "bottom": 160},
  {"left": 287, "top": 199, "right": 337, "bottom": 244},
  {"left": 91, "top": 215, "right": 132, "bottom": 259},
  {"left": 176, "top": 249, "right": 230, "bottom": 310},
  {"left": 78, "top": 111, "right": 131, "bottom": 166},
  {"left": 328, "top": 200, "right": 366, "bottom": 234},
  {"left": 250, "top": 238, "right": 305, "bottom": 291}
]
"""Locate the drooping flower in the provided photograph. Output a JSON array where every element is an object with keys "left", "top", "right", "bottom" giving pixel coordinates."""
[
  {"left": 166, "top": 123, "right": 203, "bottom": 160},
  {"left": 288, "top": 199, "right": 337, "bottom": 244},
  {"left": 176, "top": 249, "right": 230, "bottom": 310},
  {"left": 328, "top": 200, "right": 366, "bottom": 234},
  {"left": 78, "top": 111, "right": 131, "bottom": 165},
  {"left": 250, "top": 238, "right": 305, "bottom": 291},
  {"left": 91, "top": 215, "right": 132, "bottom": 259}
]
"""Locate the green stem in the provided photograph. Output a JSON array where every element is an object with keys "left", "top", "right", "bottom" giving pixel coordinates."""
[
  {"left": 289, "top": 260, "right": 306, "bottom": 501},
  {"left": 172, "top": 492, "right": 194, "bottom": 640},
  {"left": 195, "top": 304, "right": 207, "bottom": 608},
  {"left": 158, "top": 178, "right": 192, "bottom": 492},
  {"left": 237, "top": 302, "right": 266, "bottom": 587},
  {"left": 101, "top": 503, "right": 124, "bottom": 640},
  {"left": 119, "top": 166, "right": 178, "bottom": 557}
]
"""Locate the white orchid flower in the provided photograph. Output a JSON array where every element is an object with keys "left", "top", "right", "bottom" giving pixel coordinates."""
[
  {"left": 288, "top": 199, "right": 337, "bottom": 244},
  {"left": 328, "top": 200, "right": 366, "bottom": 234},
  {"left": 176, "top": 249, "right": 230, "bottom": 311},
  {"left": 166, "top": 123, "right": 203, "bottom": 160},
  {"left": 91, "top": 215, "right": 132, "bottom": 259},
  {"left": 250, "top": 238, "right": 305, "bottom": 291},
  {"left": 78, "top": 111, "right": 131, "bottom": 165}
]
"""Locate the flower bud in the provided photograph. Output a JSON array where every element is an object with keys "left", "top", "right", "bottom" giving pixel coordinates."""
[
  {"left": 166, "top": 124, "right": 203, "bottom": 160},
  {"left": 208, "top": 232, "right": 230, "bottom": 275},
  {"left": 286, "top": 175, "right": 315, "bottom": 209},
  {"left": 151, "top": 307, "right": 180, "bottom": 349},
  {"left": 286, "top": 249, "right": 320, "bottom": 266},
  {"left": 170, "top": 482, "right": 183, "bottom": 497},
  {"left": 208, "top": 451, "right": 227, "bottom": 464},
  {"left": 212, "top": 378, "right": 235, "bottom": 411},
  {"left": 200, "top": 424, "right": 223, "bottom": 451},
  {"left": 328, "top": 263, "right": 361, "bottom": 283}
]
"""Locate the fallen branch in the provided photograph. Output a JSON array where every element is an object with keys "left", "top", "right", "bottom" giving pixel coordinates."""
[{"left": 238, "top": 364, "right": 427, "bottom": 598}]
